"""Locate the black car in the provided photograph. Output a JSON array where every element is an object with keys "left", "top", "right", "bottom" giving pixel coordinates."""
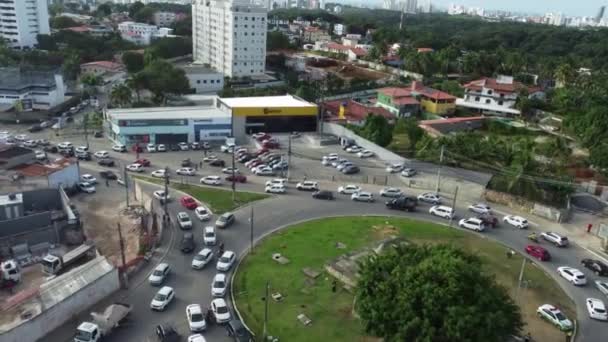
[
  {"left": 94, "top": 131, "right": 103, "bottom": 138},
  {"left": 170, "top": 144, "right": 180, "bottom": 151},
  {"left": 98, "top": 158, "right": 115, "bottom": 167},
  {"left": 181, "top": 159, "right": 193, "bottom": 167},
  {"left": 477, "top": 213, "right": 498, "bottom": 228},
  {"left": 210, "top": 159, "right": 226, "bottom": 167},
  {"left": 180, "top": 232, "right": 195, "bottom": 253},
  {"left": 342, "top": 165, "right": 360, "bottom": 174},
  {"left": 226, "top": 319, "right": 254, "bottom": 342},
  {"left": 99, "top": 170, "right": 117, "bottom": 180},
  {"left": 581, "top": 259, "right": 608, "bottom": 276},
  {"left": 155, "top": 324, "right": 180, "bottom": 342},
  {"left": 76, "top": 152, "right": 92, "bottom": 161},
  {"left": 43, "top": 146, "right": 58, "bottom": 153},
  {"left": 238, "top": 154, "right": 253, "bottom": 163},
  {"left": 312, "top": 190, "right": 334, "bottom": 200},
  {"left": 28, "top": 124, "right": 42, "bottom": 132},
  {"left": 385, "top": 196, "right": 417, "bottom": 212}
]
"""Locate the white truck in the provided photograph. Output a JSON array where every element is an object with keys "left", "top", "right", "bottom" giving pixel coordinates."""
[
  {"left": 74, "top": 303, "right": 132, "bottom": 342},
  {"left": 1, "top": 259, "right": 21, "bottom": 288},
  {"left": 41, "top": 242, "right": 95, "bottom": 276}
]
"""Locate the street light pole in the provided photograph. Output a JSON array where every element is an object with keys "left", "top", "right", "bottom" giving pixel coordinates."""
[
  {"left": 123, "top": 164, "right": 129, "bottom": 207},
  {"left": 436, "top": 145, "right": 445, "bottom": 193},
  {"left": 163, "top": 166, "right": 169, "bottom": 218},
  {"left": 231, "top": 148, "right": 236, "bottom": 202},
  {"left": 516, "top": 258, "right": 527, "bottom": 307},
  {"left": 263, "top": 281, "right": 270, "bottom": 340},
  {"left": 250, "top": 205, "right": 254, "bottom": 253},
  {"left": 448, "top": 186, "right": 459, "bottom": 228}
]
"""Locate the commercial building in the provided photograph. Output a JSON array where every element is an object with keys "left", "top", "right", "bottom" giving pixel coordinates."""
[
  {"left": 181, "top": 64, "right": 225, "bottom": 94},
  {"left": 192, "top": 0, "right": 267, "bottom": 78},
  {"left": 0, "top": 68, "right": 66, "bottom": 110},
  {"left": 117, "top": 21, "right": 173, "bottom": 45},
  {"left": 0, "top": 0, "right": 50, "bottom": 50}
]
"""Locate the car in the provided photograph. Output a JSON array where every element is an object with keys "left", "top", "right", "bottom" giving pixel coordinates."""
[
  {"left": 217, "top": 251, "right": 236, "bottom": 271},
  {"left": 211, "top": 298, "right": 232, "bottom": 324},
  {"left": 190, "top": 142, "right": 201, "bottom": 150},
  {"left": 177, "top": 212, "right": 193, "bottom": 229},
  {"left": 148, "top": 263, "right": 170, "bottom": 285},
  {"left": 385, "top": 163, "right": 405, "bottom": 173},
  {"left": 28, "top": 125, "right": 42, "bottom": 133},
  {"left": 272, "top": 160, "right": 289, "bottom": 170},
  {"left": 180, "top": 196, "right": 198, "bottom": 210},
  {"left": 94, "top": 151, "right": 109, "bottom": 159},
  {"left": 336, "top": 161, "right": 353, "bottom": 171},
  {"left": 204, "top": 155, "right": 218, "bottom": 163},
  {"left": 332, "top": 158, "right": 349, "bottom": 168},
  {"left": 178, "top": 142, "right": 190, "bottom": 151},
  {"left": 346, "top": 145, "right": 362, "bottom": 153},
  {"left": 342, "top": 165, "right": 360, "bottom": 174},
  {"left": 154, "top": 190, "right": 170, "bottom": 201},
  {"left": 536, "top": 304, "right": 573, "bottom": 331},
  {"left": 216, "top": 212, "right": 235, "bottom": 228},
  {"left": 23, "top": 140, "right": 37, "bottom": 148},
  {"left": 417, "top": 192, "right": 441, "bottom": 204},
  {"left": 541, "top": 232, "right": 569, "bottom": 247},
  {"left": 191, "top": 248, "right": 214, "bottom": 269},
  {"left": 186, "top": 304, "right": 207, "bottom": 332},
  {"left": 43, "top": 146, "right": 58, "bottom": 153},
  {"left": 386, "top": 196, "right": 417, "bottom": 212},
  {"left": 429, "top": 205, "right": 454, "bottom": 219},
  {"left": 147, "top": 144, "right": 157, "bottom": 152},
  {"left": 226, "top": 174, "right": 247, "bottom": 183},
  {"left": 254, "top": 166, "right": 275, "bottom": 176},
  {"left": 57, "top": 141, "right": 73, "bottom": 150},
  {"left": 557, "top": 266, "right": 587, "bottom": 286},
  {"left": 150, "top": 286, "right": 175, "bottom": 311},
  {"left": 245, "top": 158, "right": 260, "bottom": 168},
  {"left": 99, "top": 170, "right": 117, "bottom": 180},
  {"left": 135, "top": 158, "right": 151, "bottom": 167},
  {"left": 177, "top": 167, "right": 196, "bottom": 176},
  {"left": 180, "top": 232, "right": 195, "bottom": 253},
  {"left": 78, "top": 182, "right": 96, "bottom": 193},
  {"left": 225, "top": 319, "right": 254, "bottom": 342},
  {"left": 60, "top": 149, "right": 75, "bottom": 157},
  {"left": 502, "top": 215, "right": 529, "bottom": 229},
  {"left": 221, "top": 144, "right": 235, "bottom": 153},
  {"left": 127, "top": 163, "right": 144, "bottom": 172},
  {"left": 525, "top": 245, "right": 551, "bottom": 261},
  {"left": 296, "top": 181, "right": 319, "bottom": 191},
  {"left": 112, "top": 144, "right": 126, "bottom": 152},
  {"left": 322, "top": 155, "right": 338, "bottom": 166},
  {"left": 265, "top": 178, "right": 287, "bottom": 187},
  {"left": 203, "top": 226, "right": 217, "bottom": 245},
  {"left": 76, "top": 151, "right": 92, "bottom": 161},
  {"left": 14, "top": 134, "right": 28, "bottom": 141},
  {"left": 195, "top": 206, "right": 211, "bottom": 221},
  {"left": 151, "top": 169, "right": 167, "bottom": 178},
  {"left": 35, "top": 150, "right": 46, "bottom": 161},
  {"left": 75, "top": 146, "right": 89, "bottom": 154},
  {"left": 581, "top": 259, "right": 608, "bottom": 276},
  {"left": 265, "top": 184, "right": 286, "bottom": 194},
  {"left": 312, "top": 190, "right": 334, "bottom": 200},
  {"left": 596, "top": 280, "right": 608, "bottom": 296},
  {"left": 158, "top": 324, "right": 182, "bottom": 341},
  {"left": 201, "top": 175, "right": 222, "bottom": 186},
  {"left": 253, "top": 132, "right": 270, "bottom": 140},
  {"left": 458, "top": 218, "right": 486, "bottom": 232},
  {"left": 81, "top": 174, "right": 97, "bottom": 184},
  {"left": 380, "top": 187, "right": 402, "bottom": 198},
  {"left": 351, "top": 191, "right": 374, "bottom": 202},
  {"left": 157, "top": 144, "right": 167, "bottom": 152},
  {"left": 262, "top": 140, "right": 279, "bottom": 149},
  {"left": 98, "top": 158, "right": 115, "bottom": 167},
  {"left": 586, "top": 298, "right": 608, "bottom": 320},
  {"left": 36, "top": 139, "right": 50, "bottom": 146},
  {"left": 476, "top": 213, "right": 499, "bottom": 228},
  {"left": 222, "top": 167, "right": 239, "bottom": 175},
  {"left": 400, "top": 168, "right": 417, "bottom": 177},
  {"left": 212, "top": 273, "right": 228, "bottom": 297},
  {"left": 357, "top": 150, "right": 374, "bottom": 158},
  {"left": 210, "top": 159, "right": 226, "bottom": 167},
  {"left": 338, "top": 184, "right": 361, "bottom": 194}
]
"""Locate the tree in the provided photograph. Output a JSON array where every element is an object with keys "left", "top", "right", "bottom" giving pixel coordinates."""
[
  {"left": 172, "top": 16, "right": 192, "bottom": 36},
  {"left": 50, "top": 16, "right": 80, "bottom": 29},
  {"left": 554, "top": 63, "right": 575, "bottom": 87},
  {"left": 139, "top": 59, "right": 190, "bottom": 104},
  {"left": 267, "top": 31, "right": 292, "bottom": 51},
  {"left": 62, "top": 52, "right": 81, "bottom": 80},
  {"left": 134, "top": 6, "right": 157, "bottom": 24},
  {"left": 147, "top": 37, "right": 192, "bottom": 59},
  {"left": 96, "top": 3, "right": 112, "bottom": 17},
  {"left": 122, "top": 51, "right": 145, "bottom": 74},
  {"left": 81, "top": 73, "right": 102, "bottom": 96},
  {"left": 110, "top": 84, "right": 133, "bottom": 108},
  {"left": 36, "top": 34, "right": 57, "bottom": 51},
  {"left": 361, "top": 114, "right": 393, "bottom": 147},
  {"left": 128, "top": 1, "right": 145, "bottom": 18},
  {"left": 295, "top": 84, "right": 316, "bottom": 102},
  {"left": 394, "top": 117, "right": 425, "bottom": 149},
  {"left": 126, "top": 72, "right": 147, "bottom": 102},
  {"left": 356, "top": 244, "right": 523, "bottom": 341}
]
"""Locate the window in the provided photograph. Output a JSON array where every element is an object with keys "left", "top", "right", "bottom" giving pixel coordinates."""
[
  {"left": 498, "top": 100, "right": 504, "bottom": 106},
  {"left": 485, "top": 99, "right": 491, "bottom": 104},
  {"left": 487, "top": 89, "right": 493, "bottom": 95},
  {"left": 203, "top": 80, "right": 207, "bottom": 84},
  {"left": 217, "top": 80, "right": 221, "bottom": 83},
  {"left": 500, "top": 93, "right": 504, "bottom": 98},
  {"left": 474, "top": 97, "right": 480, "bottom": 102},
  {"left": 197, "top": 80, "right": 201, "bottom": 84},
  {"left": 251, "top": 69, "right": 254, "bottom": 73}
]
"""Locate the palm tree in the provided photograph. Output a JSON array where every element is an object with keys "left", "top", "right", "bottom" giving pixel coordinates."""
[
  {"left": 110, "top": 84, "right": 132, "bottom": 108},
  {"left": 126, "top": 73, "right": 146, "bottom": 102},
  {"left": 554, "top": 63, "right": 575, "bottom": 88}
]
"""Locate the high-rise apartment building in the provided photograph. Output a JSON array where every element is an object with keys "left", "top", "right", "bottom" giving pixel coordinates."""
[
  {"left": 403, "top": 0, "right": 417, "bottom": 14},
  {"left": 0, "top": 0, "right": 50, "bottom": 49},
  {"left": 192, "top": 0, "right": 267, "bottom": 79}
]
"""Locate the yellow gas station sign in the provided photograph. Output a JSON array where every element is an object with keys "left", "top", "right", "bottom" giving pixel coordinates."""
[{"left": 231, "top": 106, "right": 317, "bottom": 117}]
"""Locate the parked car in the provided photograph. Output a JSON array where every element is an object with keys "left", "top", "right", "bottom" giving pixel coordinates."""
[
  {"left": 581, "top": 259, "right": 608, "bottom": 276},
  {"left": 147, "top": 144, "right": 157, "bottom": 152},
  {"left": 81, "top": 174, "right": 97, "bottom": 184},
  {"left": 180, "top": 232, "right": 195, "bottom": 253},
  {"left": 186, "top": 304, "right": 207, "bottom": 332},
  {"left": 150, "top": 286, "right": 175, "bottom": 311},
  {"left": 586, "top": 298, "right": 608, "bottom": 321},
  {"left": 157, "top": 144, "right": 167, "bottom": 152},
  {"left": 148, "top": 263, "right": 171, "bottom": 286},
  {"left": 216, "top": 251, "right": 236, "bottom": 271},
  {"left": 296, "top": 181, "right": 319, "bottom": 191},
  {"left": 385, "top": 196, "right": 417, "bottom": 212},
  {"left": 537, "top": 304, "right": 573, "bottom": 331},
  {"left": 417, "top": 192, "right": 441, "bottom": 204},
  {"left": 526, "top": 245, "right": 551, "bottom": 261},
  {"left": 254, "top": 166, "right": 275, "bottom": 176},
  {"left": 503, "top": 215, "right": 529, "bottom": 229},
  {"left": 178, "top": 142, "right": 190, "bottom": 151},
  {"left": 78, "top": 182, "right": 96, "bottom": 193},
  {"left": 458, "top": 218, "right": 486, "bottom": 232},
  {"left": 225, "top": 319, "right": 254, "bottom": 342},
  {"left": 557, "top": 266, "right": 587, "bottom": 286},
  {"left": 541, "top": 232, "right": 569, "bottom": 247},
  {"left": 112, "top": 144, "right": 126, "bottom": 152},
  {"left": 312, "top": 190, "right": 334, "bottom": 200},
  {"left": 429, "top": 205, "right": 454, "bottom": 219},
  {"left": 216, "top": 212, "right": 235, "bottom": 228},
  {"left": 192, "top": 248, "right": 214, "bottom": 269},
  {"left": 180, "top": 196, "right": 198, "bottom": 210}
]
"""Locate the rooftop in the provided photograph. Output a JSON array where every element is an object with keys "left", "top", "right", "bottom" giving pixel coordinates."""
[
  {"left": 463, "top": 76, "right": 542, "bottom": 94},
  {"left": 0, "top": 145, "right": 33, "bottom": 160},
  {"left": 0, "top": 68, "right": 58, "bottom": 91},
  {"left": 16, "top": 158, "right": 75, "bottom": 177},
  {"left": 219, "top": 95, "right": 316, "bottom": 108},
  {"left": 81, "top": 61, "right": 123, "bottom": 70},
  {"left": 181, "top": 64, "right": 222, "bottom": 74},
  {"left": 378, "top": 87, "right": 414, "bottom": 98},
  {"left": 456, "top": 98, "right": 521, "bottom": 115},
  {"left": 410, "top": 82, "right": 457, "bottom": 100},
  {"left": 107, "top": 105, "right": 229, "bottom": 120},
  {"left": 324, "top": 99, "right": 396, "bottom": 122}
]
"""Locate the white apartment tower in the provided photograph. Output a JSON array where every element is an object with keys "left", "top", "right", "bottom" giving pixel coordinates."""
[
  {"left": 0, "top": 0, "right": 50, "bottom": 49},
  {"left": 193, "top": 0, "right": 267, "bottom": 79}
]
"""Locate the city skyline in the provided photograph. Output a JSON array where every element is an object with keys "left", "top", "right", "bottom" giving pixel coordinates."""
[{"left": 426, "top": 0, "right": 605, "bottom": 16}]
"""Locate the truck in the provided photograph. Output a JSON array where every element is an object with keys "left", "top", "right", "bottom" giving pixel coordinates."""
[
  {"left": 41, "top": 242, "right": 96, "bottom": 276},
  {"left": 1, "top": 259, "right": 21, "bottom": 289},
  {"left": 74, "top": 303, "right": 132, "bottom": 342}
]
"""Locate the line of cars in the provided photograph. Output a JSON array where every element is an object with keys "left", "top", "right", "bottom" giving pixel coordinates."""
[{"left": 321, "top": 153, "right": 360, "bottom": 174}]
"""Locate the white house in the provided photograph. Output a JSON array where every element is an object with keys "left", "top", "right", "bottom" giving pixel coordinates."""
[
  {"left": 182, "top": 64, "right": 225, "bottom": 94},
  {"left": 117, "top": 21, "right": 172, "bottom": 45}
]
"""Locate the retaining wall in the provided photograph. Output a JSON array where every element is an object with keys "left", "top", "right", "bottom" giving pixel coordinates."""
[{"left": 484, "top": 189, "right": 570, "bottom": 223}]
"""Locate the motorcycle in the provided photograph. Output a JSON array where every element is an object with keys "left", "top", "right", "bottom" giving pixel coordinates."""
[{"left": 527, "top": 233, "right": 540, "bottom": 243}]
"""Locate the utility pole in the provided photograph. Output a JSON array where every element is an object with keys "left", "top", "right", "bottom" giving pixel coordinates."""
[
  {"left": 286, "top": 134, "right": 292, "bottom": 180},
  {"left": 123, "top": 164, "right": 130, "bottom": 207},
  {"left": 435, "top": 145, "right": 445, "bottom": 193},
  {"left": 263, "top": 281, "right": 270, "bottom": 340},
  {"left": 231, "top": 148, "right": 236, "bottom": 202},
  {"left": 448, "top": 186, "right": 459, "bottom": 227},
  {"left": 516, "top": 258, "right": 527, "bottom": 307},
  {"left": 83, "top": 114, "right": 89, "bottom": 150},
  {"left": 318, "top": 79, "right": 326, "bottom": 139},
  {"left": 163, "top": 166, "right": 169, "bottom": 217},
  {"left": 250, "top": 205, "right": 254, "bottom": 253},
  {"left": 117, "top": 222, "right": 127, "bottom": 269}
]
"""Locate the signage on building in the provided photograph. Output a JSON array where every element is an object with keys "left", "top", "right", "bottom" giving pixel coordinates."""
[
  {"left": 119, "top": 119, "right": 187, "bottom": 127},
  {"left": 232, "top": 106, "right": 317, "bottom": 117}
]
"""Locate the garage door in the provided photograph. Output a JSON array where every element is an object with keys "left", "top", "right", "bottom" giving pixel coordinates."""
[{"left": 155, "top": 134, "right": 188, "bottom": 145}]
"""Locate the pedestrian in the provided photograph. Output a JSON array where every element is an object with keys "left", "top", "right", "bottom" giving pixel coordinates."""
[
  {"left": 199, "top": 160, "right": 203, "bottom": 168},
  {"left": 195, "top": 164, "right": 198, "bottom": 171},
  {"left": 331, "top": 279, "right": 337, "bottom": 293},
  {"left": 105, "top": 179, "right": 109, "bottom": 187},
  {"left": 587, "top": 223, "right": 593, "bottom": 234}
]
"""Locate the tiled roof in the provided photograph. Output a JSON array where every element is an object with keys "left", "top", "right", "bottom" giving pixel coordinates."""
[
  {"left": 393, "top": 97, "right": 420, "bottom": 105},
  {"left": 323, "top": 99, "right": 396, "bottom": 122},
  {"left": 81, "top": 61, "right": 123, "bottom": 70},
  {"left": 378, "top": 87, "right": 413, "bottom": 97},
  {"left": 350, "top": 47, "right": 368, "bottom": 56},
  {"left": 410, "top": 82, "right": 457, "bottom": 100},
  {"left": 463, "top": 77, "right": 542, "bottom": 94}
]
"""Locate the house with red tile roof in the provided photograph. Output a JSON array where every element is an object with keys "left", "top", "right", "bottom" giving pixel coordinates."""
[
  {"left": 321, "top": 42, "right": 368, "bottom": 62},
  {"left": 302, "top": 26, "right": 331, "bottom": 43},
  {"left": 323, "top": 99, "right": 396, "bottom": 126},
  {"left": 376, "top": 82, "right": 456, "bottom": 117},
  {"left": 418, "top": 116, "right": 486, "bottom": 137}
]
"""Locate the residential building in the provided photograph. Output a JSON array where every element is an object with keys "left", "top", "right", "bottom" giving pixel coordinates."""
[
  {"left": 418, "top": 116, "right": 486, "bottom": 137},
  {"left": 333, "top": 23, "right": 345, "bottom": 36},
  {"left": 0, "top": 68, "right": 65, "bottom": 111},
  {"left": 0, "top": 0, "right": 50, "bottom": 50},
  {"left": 192, "top": 0, "right": 267, "bottom": 79},
  {"left": 80, "top": 61, "right": 124, "bottom": 76},
  {"left": 342, "top": 36, "right": 359, "bottom": 47},
  {"left": 181, "top": 64, "right": 225, "bottom": 94},
  {"left": 154, "top": 11, "right": 188, "bottom": 26},
  {"left": 319, "top": 42, "right": 367, "bottom": 61},
  {"left": 302, "top": 26, "right": 330, "bottom": 43},
  {"left": 376, "top": 82, "right": 456, "bottom": 117},
  {"left": 409, "top": 81, "right": 456, "bottom": 115},
  {"left": 117, "top": 21, "right": 173, "bottom": 45},
  {"left": 323, "top": 99, "right": 396, "bottom": 126},
  {"left": 376, "top": 87, "right": 420, "bottom": 117}
]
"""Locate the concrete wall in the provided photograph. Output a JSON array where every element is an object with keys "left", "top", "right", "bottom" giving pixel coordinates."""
[
  {"left": 322, "top": 122, "right": 405, "bottom": 163},
  {"left": 48, "top": 164, "right": 80, "bottom": 189},
  {"left": 484, "top": 189, "right": 570, "bottom": 223}
]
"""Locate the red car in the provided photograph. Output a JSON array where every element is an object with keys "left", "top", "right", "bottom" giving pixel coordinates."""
[
  {"left": 525, "top": 245, "right": 551, "bottom": 261},
  {"left": 180, "top": 196, "right": 197, "bottom": 209},
  {"left": 254, "top": 148, "right": 269, "bottom": 157},
  {"left": 135, "top": 158, "right": 151, "bottom": 167},
  {"left": 226, "top": 174, "right": 247, "bottom": 183},
  {"left": 255, "top": 133, "right": 271, "bottom": 142},
  {"left": 262, "top": 140, "right": 279, "bottom": 149}
]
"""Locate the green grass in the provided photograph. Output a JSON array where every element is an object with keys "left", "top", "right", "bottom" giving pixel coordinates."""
[
  {"left": 234, "top": 216, "right": 575, "bottom": 342},
  {"left": 134, "top": 176, "right": 269, "bottom": 214}
]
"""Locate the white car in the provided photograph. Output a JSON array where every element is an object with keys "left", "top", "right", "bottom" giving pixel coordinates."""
[
  {"left": 332, "top": 158, "right": 349, "bottom": 168},
  {"left": 417, "top": 192, "right": 441, "bottom": 204},
  {"left": 148, "top": 263, "right": 170, "bottom": 286},
  {"left": 338, "top": 184, "right": 361, "bottom": 194},
  {"left": 251, "top": 164, "right": 267, "bottom": 172},
  {"left": 536, "top": 304, "right": 573, "bottom": 331},
  {"left": 265, "top": 184, "right": 286, "bottom": 194},
  {"left": 200, "top": 175, "right": 222, "bottom": 186},
  {"left": 385, "top": 163, "right": 405, "bottom": 173},
  {"left": 322, "top": 155, "right": 338, "bottom": 166},
  {"left": 502, "top": 215, "right": 529, "bottom": 229},
  {"left": 75, "top": 146, "right": 88, "bottom": 153},
  {"left": 203, "top": 226, "right": 217, "bottom": 245},
  {"left": 211, "top": 273, "right": 228, "bottom": 297},
  {"left": 153, "top": 190, "right": 169, "bottom": 201},
  {"left": 296, "top": 181, "right": 319, "bottom": 191},
  {"left": 211, "top": 298, "right": 231, "bottom": 324},
  {"left": 157, "top": 144, "right": 167, "bottom": 152},
  {"left": 14, "top": 134, "right": 28, "bottom": 141},
  {"left": 78, "top": 182, "right": 96, "bottom": 193},
  {"left": 195, "top": 206, "right": 211, "bottom": 221},
  {"left": 221, "top": 144, "right": 235, "bottom": 153},
  {"left": 35, "top": 150, "right": 46, "bottom": 160},
  {"left": 557, "top": 266, "right": 587, "bottom": 286},
  {"left": 336, "top": 162, "right": 353, "bottom": 171},
  {"left": 188, "top": 334, "right": 206, "bottom": 342},
  {"left": 191, "top": 248, "right": 214, "bottom": 269},
  {"left": 429, "top": 205, "right": 454, "bottom": 219},
  {"left": 126, "top": 163, "right": 144, "bottom": 172},
  {"left": 177, "top": 167, "right": 196, "bottom": 176},
  {"left": 541, "top": 232, "right": 569, "bottom": 247},
  {"left": 58, "top": 141, "right": 73, "bottom": 149},
  {"left": 177, "top": 212, "right": 193, "bottom": 230},
  {"left": 178, "top": 142, "right": 190, "bottom": 151},
  {"left": 400, "top": 168, "right": 417, "bottom": 177},
  {"left": 23, "top": 140, "right": 37, "bottom": 148},
  {"left": 596, "top": 280, "right": 608, "bottom": 296},
  {"left": 380, "top": 187, "right": 402, "bottom": 198},
  {"left": 216, "top": 251, "right": 236, "bottom": 271},
  {"left": 150, "top": 286, "right": 175, "bottom": 311},
  {"left": 186, "top": 304, "right": 207, "bottom": 332},
  {"left": 351, "top": 191, "right": 374, "bottom": 202},
  {"left": 222, "top": 167, "right": 239, "bottom": 175},
  {"left": 146, "top": 144, "right": 156, "bottom": 152},
  {"left": 94, "top": 151, "right": 109, "bottom": 159},
  {"left": 458, "top": 218, "right": 486, "bottom": 232},
  {"left": 586, "top": 298, "right": 608, "bottom": 320},
  {"left": 81, "top": 174, "right": 97, "bottom": 184},
  {"left": 265, "top": 178, "right": 287, "bottom": 187},
  {"left": 357, "top": 150, "right": 374, "bottom": 158},
  {"left": 203, "top": 155, "right": 218, "bottom": 162},
  {"left": 151, "top": 169, "right": 167, "bottom": 178},
  {"left": 255, "top": 166, "right": 275, "bottom": 176},
  {"left": 112, "top": 144, "right": 126, "bottom": 152},
  {"left": 346, "top": 145, "right": 362, "bottom": 153},
  {"left": 468, "top": 203, "right": 491, "bottom": 214}
]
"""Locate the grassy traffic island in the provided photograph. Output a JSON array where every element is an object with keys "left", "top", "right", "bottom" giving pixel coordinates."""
[{"left": 233, "top": 217, "right": 576, "bottom": 342}]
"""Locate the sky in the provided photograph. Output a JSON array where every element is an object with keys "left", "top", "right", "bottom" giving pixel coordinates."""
[{"left": 428, "top": 0, "right": 604, "bottom": 17}]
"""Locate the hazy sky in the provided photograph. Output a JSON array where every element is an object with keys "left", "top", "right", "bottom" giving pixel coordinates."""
[{"left": 430, "top": 0, "right": 605, "bottom": 16}]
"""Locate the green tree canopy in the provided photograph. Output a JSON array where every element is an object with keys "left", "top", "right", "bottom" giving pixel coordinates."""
[
  {"left": 267, "top": 31, "right": 292, "bottom": 51},
  {"left": 128, "top": 1, "right": 145, "bottom": 18},
  {"left": 95, "top": 3, "right": 112, "bottom": 17},
  {"left": 134, "top": 6, "right": 157, "bottom": 24},
  {"left": 138, "top": 59, "right": 190, "bottom": 104},
  {"left": 122, "top": 51, "right": 145, "bottom": 74},
  {"left": 50, "top": 16, "right": 79, "bottom": 29},
  {"left": 146, "top": 37, "right": 192, "bottom": 59},
  {"left": 360, "top": 114, "right": 393, "bottom": 147},
  {"left": 110, "top": 84, "right": 133, "bottom": 108}
]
